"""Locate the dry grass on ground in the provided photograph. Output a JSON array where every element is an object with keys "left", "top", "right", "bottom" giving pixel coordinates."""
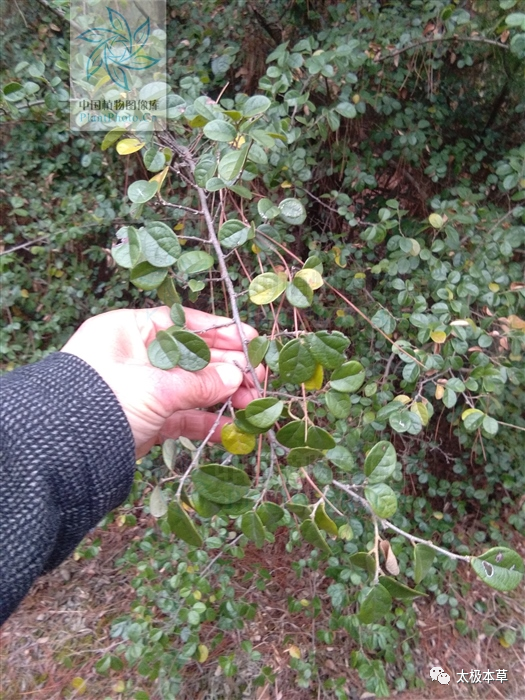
[{"left": 1, "top": 517, "right": 523, "bottom": 700}]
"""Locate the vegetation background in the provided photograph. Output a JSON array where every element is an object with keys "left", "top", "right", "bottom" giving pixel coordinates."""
[{"left": 1, "top": 0, "right": 524, "bottom": 699}]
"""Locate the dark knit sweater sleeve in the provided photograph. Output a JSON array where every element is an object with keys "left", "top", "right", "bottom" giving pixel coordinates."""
[{"left": 0, "top": 352, "right": 135, "bottom": 624}]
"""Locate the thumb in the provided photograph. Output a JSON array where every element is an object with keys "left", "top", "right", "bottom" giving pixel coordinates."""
[{"left": 158, "top": 362, "right": 244, "bottom": 413}]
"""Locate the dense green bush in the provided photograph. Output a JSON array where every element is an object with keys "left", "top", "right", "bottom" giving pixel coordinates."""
[{"left": 1, "top": 1, "right": 524, "bottom": 697}]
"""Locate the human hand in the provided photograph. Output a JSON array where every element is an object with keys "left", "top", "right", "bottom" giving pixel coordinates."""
[{"left": 61, "top": 307, "right": 263, "bottom": 457}]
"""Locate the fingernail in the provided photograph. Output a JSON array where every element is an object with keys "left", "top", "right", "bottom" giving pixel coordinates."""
[{"left": 215, "top": 363, "right": 243, "bottom": 390}]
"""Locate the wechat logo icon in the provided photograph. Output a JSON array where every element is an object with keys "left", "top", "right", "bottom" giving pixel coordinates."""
[{"left": 430, "top": 666, "right": 450, "bottom": 684}]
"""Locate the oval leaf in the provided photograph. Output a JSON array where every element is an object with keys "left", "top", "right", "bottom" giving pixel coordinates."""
[
  {"left": 249, "top": 272, "right": 287, "bottom": 305},
  {"left": 279, "top": 339, "right": 316, "bottom": 384},
  {"left": 167, "top": 329, "right": 211, "bottom": 371},
  {"left": 203, "top": 119, "right": 237, "bottom": 142},
  {"left": 358, "top": 584, "right": 392, "bottom": 624},
  {"left": 471, "top": 547, "right": 524, "bottom": 592},
  {"left": 279, "top": 197, "right": 306, "bottom": 225},
  {"left": 149, "top": 484, "right": 168, "bottom": 517},
  {"left": 330, "top": 361, "right": 366, "bottom": 393},
  {"left": 364, "top": 441, "right": 397, "bottom": 484},
  {"left": 128, "top": 179, "right": 158, "bottom": 204},
  {"left": 287, "top": 447, "right": 324, "bottom": 468},
  {"left": 241, "top": 511, "right": 265, "bottom": 548},
  {"left": 192, "top": 464, "right": 251, "bottom": 504},
  {"left": 177, "top": 251, "right": 214, "bottom": 275},
  {"left": 245, "top": 397, "right": 283, "bottom": 430},
  {"left": 378, "top": 576, "right": 425, "bottom": 600},
  {"left": 413, "top": 544, "right": 436, "bottom": 584},
  {"left": 221, "top": 423, "right": 256, "bottom": 455},
  {"left": 300, "top": 520, "right": 332, "bottom": 555},
  {"left": 257, "top": 502, "right": 285, "bottom": 527},
  {"left": 218, "top": 219, "right": 251, "bottom": 249},
  {"left": 147, "top": 331, "right": 181, "bottom": 370},
  {"left": 140, "top": 222, "right": 181, "bottom": 266},
  {"left": 307, "top": 331, "right": 349, "bottom": 370},
  {"left": 364, "top": 483, "right": 398, "bottom": 518},
  {"left": 248, "top": 336, "right": 269, "bottom": 367},
  {"left": 167, "top": 501, "right": 203, "bottom": 547},
  {"left": 285, "top": 276, "right": 313, "bottom": 308}
]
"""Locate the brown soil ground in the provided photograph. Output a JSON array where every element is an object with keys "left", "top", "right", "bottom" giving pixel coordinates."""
[{"left": 1, "top": 517, "right": 523, "bottom": 700}]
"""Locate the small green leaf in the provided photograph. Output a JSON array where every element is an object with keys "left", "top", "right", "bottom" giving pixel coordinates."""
[
  {"left": 325, "top": 390, "right": 351, "bottom": 418},
  {"left": 279, "top": 338, "right": 316, "bottom": 384},
  {"left": 286, "top": 502, "right": 312, "bottom": 520},
  {"left": 203, "top": 119, "right": 237, "bottom": 142},
  {"left": 287, "top": 447, "right": 324, "bottom": 467},
  {"left": 306, "top": 427, "right": 336, "bottom": 450},
  {"left": 257, "top": 198, "right": 280, "bottom": 220},
  {"left": 248, "top": 336, "right": 269, "bottom": 367},
  {"left": 242, "top": 94, "right": 272, "bottom": 117},
  {"left": 218, "top": 219, "right": 251, "bottom": 249},
  {"left": 245, "top": 397, "right": 283, "bottom": 429},
  {"left": 112, "top": 226, "right": 141, "bottom": 269},
  {"left": 249, "top": 272, "right": 287, "bottom": 305},
  {"left": 170, "top": 303, "right": 186, "bottom": 327},
  {"left": 157, "top": 277, "right": 181, "bottom": 307},
  {"left": 140, "top": 222, "right": 181, "bottom": 267},
  {"left": 218, "top": 147, "right": 247, "bottom": 180},
  {"left": 143, "top": 147, "right": 166, "bottom": 172},
  {"left": 471, "top": 547, "right": 524, "bottom": 592},
  {"left": 461, "top": 408, "right": 485, "bottom": 431},
  {"left": 334, "top": 102, "right": 357, "bottom": 119},
  {"left": 257, "top": 502, "right": 285, "bottom": 527},
  {"left": 364, "top": 441, "right": 397, "bottom": 484},
  {"left": 300, "top": 520, "right": 332, "bottom": 555},
  {"left": 177, "top": 251, "right": 214, "bottom": 275},
  {"left": 306, "top": 331, "right": 349, "bottom": 370},
  {"left": 285, "top": 276, "right": 313, "bottom": 308},
  {"left": 325, "top": 445, "right": 355, "bottom": 472},
  {"left": 221, "top": 423, "right": 256, "bottom": 454},
  {"left": 364, "top": 483, "right": 398, "bottom": 518},
  {"left": 166, "top": 329, "right": 211, "bottom": 371},
  {"left": 101, "top": 127, "right": 125, "bottom": 150},
  {"left": 234, "top": 409, "right": 267, "bottom": 435},
  {"left": 194, "top": 153, "right": 217, "bottom": 187},
  {"left": 330, "top": 361, "right": 366, "bottom": 393},
  {"left": 192, "top": 464, "right": 251, "bottom": 504},
  {"left": 147, "top": 331, "right": 181, "bottom": 370},
  {"left": 241, "top": 511, "right": 266, "bottom": 548},
  {"left": 128, "top": 179, "right": 158, "bottom": 204},
  {"left": 303, "top": 255, "right": 323, "bottom": 274},
  {"left": 167, "top": 501, "right": 203, "bottom": 547},
  {"left": 378, "top": 576, "right": 426, "bottom": 600},
  {"left": 314, "top": 503, "right": 338, "bottom": 537},
  {"left": 149, "top": 484, "right": 168, "bottom": 517},
  {"left": 279, "top": 198, "right": 307, "bottom": 225},
  {"left": 130, "top": 262, "right": 168, "bottom": 291},
  {"left": 191, "top": 492, "right": 220, "bottom": 518},
  {"left": 413, "top": 544, "right": 436, "bottom": 584},
  {"left": 349, "top": 552, "right": 377, "bottom": 577},
  {"left": 358, "top": 584, "right": 392, "bottom": 624},
  {"left": 482, "top": 414, "right": 499, "bottom": 437},
  {"left": 276, "top": 422, "right": 335, "bottom": 450}
]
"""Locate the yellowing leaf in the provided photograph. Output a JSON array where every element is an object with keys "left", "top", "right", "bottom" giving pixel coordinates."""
[
  {"left": 221, "top": 423, "right": 256, "bottom": 454},
  {"left": 251, "top": 243, "right": 261, "bottom": 254},
  {"left": 428, "top": 213, "right": 443, "bottom": 229},
  {"left": 116, "top": 138, "right": 145, "bottom": 155},
  {"left": 20, "top": 289, "right": 29, "bottom": 298},
  {"left": 433, "top": 511, "right": 444, "bottom": 520},
  {"left": 508, "top": 314, "right": 525, "bottom": 330},
  {"left": 281, "top": 180, "right": 292, "bottom": 188},
  {"left": 299, "top": 598, "right": 310, "bottom": 607},
  {"left": 435, "top": 385, "right": 445, "bottom": 400},
  {"left": 198, "top": 644, "right": 209, "bottom": 662},
  {"left": 430, "top": 330, "right": 447, "bottom": 343},
  {"left": 295, "top": 268, "right": 323, "bottom": 290},
  {"left": 149, "top": 165, "right": 169, "bottom": 187},
  {"left": 499, "top": 636, "right": 511, "bottom": 648},
  {"left": 174, "top": 222, "right": 184, "bottom": 231},
  {"left": 336, "top": 309, "right": 346, "bottom": 317},
  {"left": 193, "top": 590, "right": 202, "bottom": 600},
  {"left": 411, "top": 401, "right": 429, "bottom": 426},
  {"left": 303, "top": 363, "right": 323, "bottom": 390},
  {"left": 288, "top": 644, "right": 301, "bottom": 659},
  {"left": 354, "top": 272, "right": 366, "bottom": 279},
  {"left": 71, "top": 677, "right": 87, "bottom": 695},
  {"left": 332, "top": 245, "right": 346, "bottom": 268},
  {"left": 393, "top": 394, "right": 411, "bottom": 404},
  {"left": 352, "top": 94, "right": 361, "bottom": 104},
  {"left": 232, "top": 135, "right": 246, "bottom": 148},
  {"left": 112, "top": 680, "right": 125, "bottom": 693},
  {"left": 488, "top": 282, "right": 500, "bottom": 292}
]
